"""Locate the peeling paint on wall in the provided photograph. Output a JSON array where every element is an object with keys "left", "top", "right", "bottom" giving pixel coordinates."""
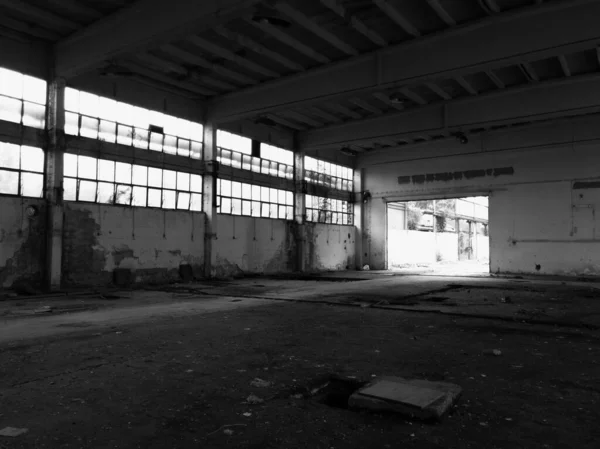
[{"left": 0, "top": 198, "right": 46, "bottom": 288}]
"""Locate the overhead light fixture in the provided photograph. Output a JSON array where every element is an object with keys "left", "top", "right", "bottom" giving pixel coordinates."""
[
  {"left": 340, "top": 147, "right": 358, "bottom": 156},
  {"left": 455, "top": 132, "right": 469, "bottom": 144}
]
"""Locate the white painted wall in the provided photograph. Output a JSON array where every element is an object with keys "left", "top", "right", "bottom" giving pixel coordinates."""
[
  {"left": 359, "top": 115, "right": 600, "bottom": 276},
  {"left": 304, "top": 223, "right": 355, "bottom": 271}
]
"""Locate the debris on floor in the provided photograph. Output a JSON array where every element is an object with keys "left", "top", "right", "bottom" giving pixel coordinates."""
[
  {"left": 246, "top": 394, "right": 265, "bottom": 404},
  {"left": 348, "top": 376, "right": 462, "bottom": 420},
  {"left": 250, "top": 378, "right": 271, "bottom": 388},
  {"left": 0, "top": 427, "right": 28, "bottom": 437}
]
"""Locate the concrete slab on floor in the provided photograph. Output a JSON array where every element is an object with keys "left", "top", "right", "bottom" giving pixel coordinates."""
[{"left": 349, "top": 377, "right": 462, "bottom": 420}]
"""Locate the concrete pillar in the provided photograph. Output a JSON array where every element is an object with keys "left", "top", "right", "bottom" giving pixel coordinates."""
[
  {"left": 293, "top": 148, "right": 306, "bottom": 272},
  {"left": 354, "top": 167, "right": 364, "bottom": 270},
  {"left": 202, "top": 121, "right": 218, "bottom": 278},
  {"left": 45, "top": 78, "right": 66, "bottom": 291}
]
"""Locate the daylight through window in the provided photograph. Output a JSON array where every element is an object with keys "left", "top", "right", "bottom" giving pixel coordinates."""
[
  {"left": 0, "top": 68, "right": 47, "bottom": 129},
  {"left": 217, "top": 178, "right": 294, "bottom": 219},
  {"left": 305, "top": 157, "right": 353, "bottom": 191},
  {"left": 63, "top": 153, "right": 202, "bottom": 210},
  {"left": 0, "top": 142, "right": 45, "bottom": 197},
  {"left": 306, "top": 194, "right": 353, "bottom": 225}
]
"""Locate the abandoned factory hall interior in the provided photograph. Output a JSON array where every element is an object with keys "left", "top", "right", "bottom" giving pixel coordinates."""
[{"left": 1, "top": 1, "right": 600, "bottom": 448}]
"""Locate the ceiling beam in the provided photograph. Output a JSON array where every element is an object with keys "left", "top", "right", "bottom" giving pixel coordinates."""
[
  {"left": 161, "top": 44, "right": 257, "bottom": 86},
  {"left": 188, "top": 35, "right": 278, "bottom": 78},
  {"left": 55, "top": 0, "right": 261, "bottom": 78},
  {"left": 299, "top": 72, "right": 600, "bottom": 149},
  {"left": 479, "top": 0, "right": 501, "bottom": 14},
  {"left": 265, "top": 114, "right": 307, "bottom": 130},
  {"left": 455, "top": 76, "right": 478, "bottom": 95},
  {"left": 274, "top": 3, "right": 358, "bottom": 56},
  {"left": 209, "top": 1, "right": 600, "bottom": 122},
  {"left": 325, "top": 103, "right": 362, "bottom": 119},
  {"left": 399, "top": 87, "right": 427, "bottom": 105},
  {"left": 119, "top": 61, "right": 217, "bottom": 97},
  {"left": 426, "top": 0, "right": 456, "bottom": 26},
  {"left": 45, "top": 0, "right": 103, "bottom": 22},
  {"left": 279, "top": 111, "right": 323, "bottom": 128},
  {"left": 214, "top": 26, "right": 305, "bottom": 72},
  {"left": 249, "top": 19, "right": 330, "bottom": 64},
  {"left": 308, "top": 107, "right": 344, "bottom": 123},
  {"left": 486, "top": 70, "right": 505, "bottom": 88},
  {"left": 0, "top": 15, "right": 61, "bottom": 41},
  {"left": 349, "top": 98, "right": 384, "bottom": 115},
  {"left": 372, "top": 92, "right": 405, "bottom": 111},
  {"left": 372, "top": 0, "right": 421, "bottom": 37},
  {"left": 520, "top": 62, "right": 539, "bottom": 82},
  {"left": 320, "top": 0, "right": 387, "bottom": 46},
  {"left": 0, "top": 0, "right": 81, "bottom": 31},
  {"left": 426, "top": 82, "right": 452, "bottom": 100},
  {"left": 558, "top": 55, "right": 571, "bottom": 77}
]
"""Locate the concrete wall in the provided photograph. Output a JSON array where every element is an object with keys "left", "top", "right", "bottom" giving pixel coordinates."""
[
  {"left": 0, "top": 197, "right": 46, "bottom": 289},
  {"left": 304, "top": 223, "right": 356, "bottom": 271},
  {"left": 359, "top": 115, "right": 600, "bottom": 276},
  {"left": 62, "top": 203, "right": 205, "bottom": 286},
  {"left": 214, "top": 215, "right": 295, "bottom": 277}
]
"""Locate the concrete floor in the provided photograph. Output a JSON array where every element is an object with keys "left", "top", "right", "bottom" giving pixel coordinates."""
[{"left": 1, "top": 273, "right": 599, "bottom": 448}]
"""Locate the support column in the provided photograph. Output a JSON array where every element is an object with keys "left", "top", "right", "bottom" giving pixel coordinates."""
[
  {"left": 45, "top": 78, "right": 66, "bottom": 291},
  {"left": 203, "top": 121, "right": 218, "bottom": 278},
  {"left": 353, "top": 167, "right": 364, "bottom": 270},
  {"left": 293, "top": 147, "right": 306, "bottom": 272}
]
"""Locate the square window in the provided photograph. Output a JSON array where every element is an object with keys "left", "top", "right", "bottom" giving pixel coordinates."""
[
  {"left": 80, "top": 116, "right": 99, "bottom": 139},
  {"left": 242, "top": 200, "right": 251, "bottom": 216},
  {"left": 97, "top": 182, "right": 115, "bottom": 203},
  {"left": 150, "top": 132, "right": 164, "bottom": 152},
  {"left": 190, "top": 193, "right": 202, "bottom": 211},
  {"left": 148, "top": 167, "right": 162, "bottom": 188},
  {"left": 241, "top": 184, "right": 252, "bottom": 200},
  {"left": 148, "top": 188, "right": 162, "bottom": 207},
  {"left": 232, "top": 198, "right": 242, "bottom": 215},
  {"left": 190, "top": 174, "right": 202, "bottom": 193},
  {"left": 0, "top": 169, "right": 18, "bottom": 194},
  {"left": 163, "top": 170, "right": 176, "bottom": 189},
  {"left": 115, "top": 185, "right": 132, "bottom": 205},
  {"left": 231, "top": 181, "right": 242, "bottom": 198},
  {"left": 132, "top": 165, "right": 148, "bottom": 186},
  {"left": 99, "top": 120, "right": 117, "bottom": 143},
  {"left": 221, "top": 197, "right": 232, "bottom": 214},
  {"left": 0, "top": 95, "right": 22, "bottom": 123},
  {"left": 133, "top": 128, "right": 149, "bottom": 149},
  {"left": 177, "top": 138, "right": 191, "bottom": 157},
  {"left": 0, "top": 69, "right": 23, "bottom": 98},
  {"left": 78, "top": 155, "right": 97, "bottom": 180},
  {"left": 242, "top": 155, "right": 252, "bottom": 171},
  {"left": 78, "top": 180, "right": 97, "bottom": 202},
  {"left": 98, "top": 159, "right": 115, "bottom": 182},
  {"left": 177, "top": 172, "right": 190, "bottom": 191},
  {"left": 164, "top": 135, "right": 177, "bottom": 155},
  {"left": 132, "top": 186, "right": 147, "bottom": 207},
  {"left": 20, "top": 146, "right": 44, "bottom": 173},
  {"left": 115, "top": 162, "right": 132, "bottom": 184},
  {"left": 0, "top": 142, "right": 20, "bottom": 169},
  {"left": 65, "top": 112, "right": 79, "bottom": 136},
  {"left": 63, "top": 177, "right": 77, "bottom": 201},
  {"left": 22, "top": 102, "right": 45, "bottom": 129},
  {"left": 231, "top": 151, "right": 242, "bottom": 169},
  {"left": 21, "top": 173, "right": 44, "bottom": 198},
  {"left": 117, "top": 125, "right": 133, "bottom": 146},
  {"left": 177, "top": 192, "right": 190, "bottom": 210}
]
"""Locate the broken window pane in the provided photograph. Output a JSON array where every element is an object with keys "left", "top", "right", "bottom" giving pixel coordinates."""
[
  {"left": 0, "top": 169, "right": 18, "bottom": 194},
  {"left": 132, "top": 186, "right": 147, "bottom": 207},
  {"left": 97, "top": 182, "right": 115, "bottom": 204},
  {"left": 20, "top": 146, "right": 44, "bottom": 173},
  {"left": 115, "top": 185, "right": 132, "bottom": 205},
  {"left": 0, "top": 142, "right": 20, "bottom": 169}
]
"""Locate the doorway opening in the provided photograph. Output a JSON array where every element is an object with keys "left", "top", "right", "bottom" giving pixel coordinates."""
[{"left": 387, "top": 196, "right": 490, "bottom": 276}]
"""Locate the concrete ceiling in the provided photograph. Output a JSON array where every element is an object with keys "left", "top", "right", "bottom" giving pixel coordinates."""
[{"left": 2, "top": 0, "right": 600, "bottom": 155}]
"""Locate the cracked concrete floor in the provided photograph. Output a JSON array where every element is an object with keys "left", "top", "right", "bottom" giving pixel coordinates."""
[{"left": 1, "top": 274, "right": 600, "bottom": 448}]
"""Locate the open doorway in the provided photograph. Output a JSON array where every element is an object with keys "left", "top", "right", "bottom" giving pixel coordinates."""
[{"left": 387, "top": 196, "right": 489, "bottom": 276}]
